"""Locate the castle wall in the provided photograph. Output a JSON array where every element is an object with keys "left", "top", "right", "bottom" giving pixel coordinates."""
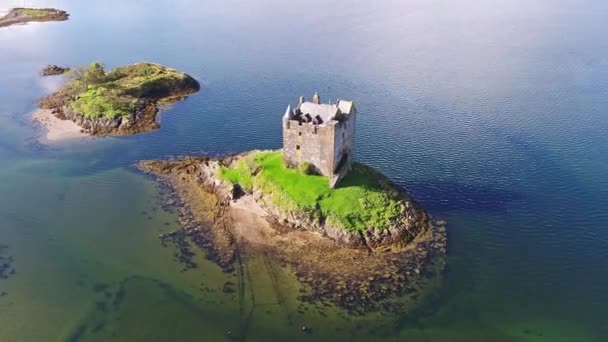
[
  {"left": 283, "top": 118, "right": 336, "bottom": 177},
  {"left": 333, "top": 111, "right": 356, "bottom": 172},
  {"left": 282, "top": 99, "right": 356, "bottom": 185}
]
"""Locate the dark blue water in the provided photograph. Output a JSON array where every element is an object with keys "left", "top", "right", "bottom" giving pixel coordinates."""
[{"left": 1, "top": 0, "right": 607, "bottom": 340}]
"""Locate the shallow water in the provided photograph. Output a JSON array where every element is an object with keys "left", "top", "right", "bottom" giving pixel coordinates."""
[{"left": 1, "top": 0, "right": 607, "bottom": 341}]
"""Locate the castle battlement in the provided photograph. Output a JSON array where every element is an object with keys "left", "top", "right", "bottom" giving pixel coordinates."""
[{"left": 282, "top": 93, "right": 356, "bottom": 187}]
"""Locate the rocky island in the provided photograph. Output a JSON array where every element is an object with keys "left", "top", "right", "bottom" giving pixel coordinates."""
[
  {"left": 139, "top": 94, "right": 447, "bottom": 314},
  {"left": 38, "top": 62, "right": 200, "bottom": 137},
  {"left": 0, "top": 8, "right": 69, "bottom": 28}
]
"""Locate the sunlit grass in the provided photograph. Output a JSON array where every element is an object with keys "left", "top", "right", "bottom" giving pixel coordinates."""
[
  {"left": 220, "top": 151, "right": 404, "bottom": 232},
  {"left": 63, "top": 62, "right": 193, "bottom": 119}
]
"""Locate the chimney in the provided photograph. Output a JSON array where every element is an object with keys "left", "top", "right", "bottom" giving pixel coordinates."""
[
  {"left": 299, "top": 96, "right": 305, "bottom": 105},
  {"left": 312, "top": 92, "right": 320, "bottom": 104}
]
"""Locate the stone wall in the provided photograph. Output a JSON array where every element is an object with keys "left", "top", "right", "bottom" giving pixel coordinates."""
[
  {"left": 282, "top": 118, "right": 336, "bottom": 176},
  {"left": 333, "top": 110, "right": 356, "bottom": 173},
  {"left": 282, "top": 101, "right": 356, "bottom": 184}
]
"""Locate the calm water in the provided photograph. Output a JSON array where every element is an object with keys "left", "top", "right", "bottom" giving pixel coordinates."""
[{"left": 1, "top": 0, "right": 607, "bottom": 341}]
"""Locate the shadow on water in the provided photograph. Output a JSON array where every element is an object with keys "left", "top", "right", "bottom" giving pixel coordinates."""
[{"left": 404, "top": 181, "right": 526, "bottom": 213}]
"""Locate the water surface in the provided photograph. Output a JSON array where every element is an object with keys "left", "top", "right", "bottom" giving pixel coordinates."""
[{"left": 1, "top": 0, "right": 607, "bottom": 341}]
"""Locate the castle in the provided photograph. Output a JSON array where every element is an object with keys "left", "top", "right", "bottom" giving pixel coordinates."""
[{"left": 282, "top": 92, "right": 356, "bottom": 188}]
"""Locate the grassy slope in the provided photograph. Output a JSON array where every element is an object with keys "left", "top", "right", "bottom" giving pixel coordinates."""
[
  {"left": 68, "top": 63, "right": 194, "bottom": 119},
  {"left": 220, "top": 151, "right": 404, "bottom": 232}
]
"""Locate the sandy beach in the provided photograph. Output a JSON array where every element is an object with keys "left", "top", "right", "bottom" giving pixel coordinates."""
[{"left": 32, "top": 109, "right": 88, "bottom": 142}]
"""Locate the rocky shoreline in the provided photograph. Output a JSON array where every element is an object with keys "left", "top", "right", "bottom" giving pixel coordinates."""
[
  {"left": 43, "top": 98, "right": 162, "bottom": 136},
  {"left": 0, "top": 8, "right": 69, "bottom": 28},
  {"left": 138, "top": 153, "right": 447, "bottom": 314}
]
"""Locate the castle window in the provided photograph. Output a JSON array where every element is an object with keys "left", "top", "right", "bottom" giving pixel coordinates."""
[
  {"left": 299, "top": 132, "right": 302, "bottom": 136},
  {"left": 296, "top": 145, "right": 300, "bottom": 150}
]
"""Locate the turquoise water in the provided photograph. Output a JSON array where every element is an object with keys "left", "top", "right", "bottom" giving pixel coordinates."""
[{"left": 1, "top": 0, "right": 607, "bottom": 340}]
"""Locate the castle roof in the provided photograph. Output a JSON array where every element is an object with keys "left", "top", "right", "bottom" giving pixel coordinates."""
[
  {"left": 298, "top": 102, "right": 340, "bottom": 123},
  {"left": 337, "top": 100, "right": 353, "bottom": 115}
]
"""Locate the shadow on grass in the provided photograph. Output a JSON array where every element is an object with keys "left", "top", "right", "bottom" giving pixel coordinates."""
[{"left": 333, "top": 163, "right": 391, "bottom": 192}]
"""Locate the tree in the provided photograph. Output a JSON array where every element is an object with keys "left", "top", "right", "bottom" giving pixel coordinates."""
[
  {"left": 66, "top": 62, "right": 106, "bottom": 89},
  {"left": 84, "top": 62, "right": 106, "bottom": 85}
]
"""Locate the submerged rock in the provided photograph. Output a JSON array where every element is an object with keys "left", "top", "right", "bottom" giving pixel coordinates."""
[{"left": 0, "top": 245, "right": 15, "bottom": 295}]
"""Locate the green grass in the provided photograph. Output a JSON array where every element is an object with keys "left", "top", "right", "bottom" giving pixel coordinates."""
[
  {"left": 70, "top": 87, "right": 136, "bottom": 119},
  {"left": 221, "top": 151, "right": 404, "bottom": 232},
  {"left": 22, "top": 9, "right": 50, "bottom": 18},
  {"left": 219, "top": 155, "right": 256, "bottom": 192},
  {"left": 105, "top": 63, "right": 191, "bottom": 98},
  {"left": 61, "top": 62, "right": 196, "bottom": 119}
]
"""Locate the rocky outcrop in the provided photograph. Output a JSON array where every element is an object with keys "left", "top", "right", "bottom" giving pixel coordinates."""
[
  {"left": 0, "top": 8, "right": 69, "bottom": 28},
  {"left": 47, "top": 99, "right": 158, "bottom": 135},
  {"left": 41, "top": 65, "right": 69, "bottom": 76}
]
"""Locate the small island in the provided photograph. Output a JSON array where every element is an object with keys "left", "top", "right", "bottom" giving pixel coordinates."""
[
  {"left": 0, "top": 8, "right": 69, "bottom": 28},
  {"left": 139, "top": 94, "right": 447, "bottom": 314},
  {"left": 41, "top": 64, "right": 70, "bottom": 76},
  {"left": 38, "top": 62, "right": 200, "bottom": 137}
]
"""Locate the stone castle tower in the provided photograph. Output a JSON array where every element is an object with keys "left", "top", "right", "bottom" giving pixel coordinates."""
[{"left": 282, "top": 92, "right": 356, "bottom": 188}]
